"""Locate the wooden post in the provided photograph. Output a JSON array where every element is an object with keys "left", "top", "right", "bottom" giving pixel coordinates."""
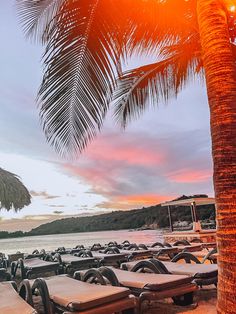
[
  {"left": 190, "top": 204, "right": 195, "bottom": 224},
  {"left": 167, "top": 206, "right": 173, "bottom": 232},
  {"left": 192, "top": 202, "right": 198, "bottom": 222},
  {"left": 191, "top": 202, "right": 201, "bottom": 232}
]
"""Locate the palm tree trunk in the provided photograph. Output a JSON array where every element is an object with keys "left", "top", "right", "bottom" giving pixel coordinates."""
[{"left": 197, "top": 0, "right": 236, "bottom": 312}]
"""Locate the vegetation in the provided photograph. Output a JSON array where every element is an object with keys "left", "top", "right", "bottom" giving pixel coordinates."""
[
  {"left": 0, "top": 195, "right": 215, "bottom": 238},
  {"left": 0, "top": 231, "right": 25, "bottom": 239}
]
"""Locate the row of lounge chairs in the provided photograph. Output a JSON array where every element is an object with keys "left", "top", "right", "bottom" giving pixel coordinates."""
[
  {"left": 7, "top": 239, "right": 216, "bottom": 279},
  {"left": 0, "top": 239, "right": 217, "bottom": 313}
]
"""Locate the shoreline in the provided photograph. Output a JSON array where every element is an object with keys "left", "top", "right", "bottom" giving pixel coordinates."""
[{"left": 0, "top": 227, "right": 161, "bottom": 240}]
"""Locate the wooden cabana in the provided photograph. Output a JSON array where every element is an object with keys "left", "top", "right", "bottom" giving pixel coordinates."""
[{"left": 161, "top": 197, "right": 216, "bottom": 243}]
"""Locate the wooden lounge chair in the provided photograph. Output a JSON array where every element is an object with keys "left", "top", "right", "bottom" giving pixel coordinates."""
[
  {"left": 20, "top": 275, "right": 138, "bottom": 314},
  {"left": 0, "top": 252, "right": 8, "bottom": 268},
  {"left": 162, "top": 243, "right": 202, "bottom": 253},
  {"left": 190, "top": 247, "right": 218, "bottom": 264},
  {"left": 7, "top": 252, "right": 24, "bottom": 265},
  {"left": 121, "top": 256, "right": 218, "bottom": 287},
  {"left": 118, "top": 244, "right": 152, "bottom": 260},
  {"left": 53, "top": 253, "right": 97, "bottom": 274},
  {"left": 25, "top": 249, "right": 46, "bottom": 260},
  {"left": 76, "top": 249, "right": 128, "bottom": 267},
  {"left": 148, "top": 243, "right": 203, "bottom": 262},
  {"left": 76, "top": 265, "right": 198, "bottom": 313},
  {"left": 0, "top": 281, "right": 37, "bottom": 314},
  {"left": 11, "top": 257, "right": 62, "bottom": 279},
  {"left": 89, "top": 243, "right": 105, "bottom": 251},
  {"left": 0, "top": 267, "right": 11, "bottom": 281}
]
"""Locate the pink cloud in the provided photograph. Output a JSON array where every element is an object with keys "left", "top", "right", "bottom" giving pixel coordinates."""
[
  {"left": 83, "top": 135, "right": 164, "bottom": 167},
  {"left": 167, "top": 169, "right": 212, "bottom": 183},
  {"left": 61, "top": 129, "right": 213, "bottom": 212}
]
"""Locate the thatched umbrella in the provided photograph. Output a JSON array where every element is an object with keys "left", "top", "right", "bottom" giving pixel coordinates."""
[{"left": 0, "top": 167, "right": 31, "bottom": 211}]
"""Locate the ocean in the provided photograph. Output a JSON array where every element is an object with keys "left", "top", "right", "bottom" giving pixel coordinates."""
[{"left": 0, "top": 229, "right": 163, "bottom": 255}]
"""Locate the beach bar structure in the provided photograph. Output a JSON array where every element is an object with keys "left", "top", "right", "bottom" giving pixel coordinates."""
[{"left": 161, "top": 197, "right": 216, "bottom": 243}]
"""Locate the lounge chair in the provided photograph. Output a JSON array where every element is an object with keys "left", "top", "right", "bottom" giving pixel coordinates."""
[
  {"left": 162, "top": 242, "right": 203, "bottom": 253},
  {"left": 118, "top": 244, "right": 152, "bottom": 260},
  {"left": 121, "top": 255, "right": 218, "bottom": 286},
  {"left": 147, "top": 242, "right": 203, "bottom": 261},
  {"left": 0, "top": 252, "right": 8, "bottom": 268},
  {"left": 7, "top": 252, "right": 24, "bottom": 266},
  {"left": 53, "top": 253, "right": 97, "bottom": 274},
  {"left": 0, "top": 268, "right": 11, "bottom": 281},
  {"left": 190, "top": 247, "right": 218, "bottom": 264},
  {"left": 190, "top": 238, "right": 203, "bottom": 244},
  {"left": 76, "top": 265, "right": 198, "bottom": 313},
  {"left": 0, "top": 281, "right": 37, "bottom": 314},
  {"left": 76, "top": 249, "right": 128, "bottom": 267},
  {"left": 11, "top": 257, "right": 62, "bottom": 279},
  {"left": 69, "top": 245, "right": 85, "bottom": 254},
  {"left": 89, "top": 243, "right": 105, "bottom": 251},
  {"left": 25, "top": 249, "right": 46, "bottom": 260},
  {"left": 20, "top": 275, "right": 138, "bottom": 314}
]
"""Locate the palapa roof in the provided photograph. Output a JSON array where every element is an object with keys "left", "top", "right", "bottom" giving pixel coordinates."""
[
  {"left": 161, "top": 197, "right": 215, "bottom": 207},
  {"left": 0, "top": 167, "right": 31, "bottom": 211}
]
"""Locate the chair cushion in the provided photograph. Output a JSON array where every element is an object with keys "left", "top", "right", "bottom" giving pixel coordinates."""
[
  {"left": 110, "top": 267, "right": 193, "bottom": 291},
  {"left": 148, "top": 247, "right": 179, "bottom": 254},
  {"left": 0, "top": 282, "right": 35, "bottom": 314},
  {"left": 121, "top": 259, "right": 218, "bottom": 279},
  {"left": 162, "top": 261, "right": 218, "bottom": 278},
  {"left": 170, "top": 244, "right": 203, "bottom": 252},
  {"left": 23, "top": 258, "right": 59, "bottom": 270},
  {"left": 44, "top": 275, "right": 130, "bottom": 311},
  {"left": 61, "top": 255, "right": 95, "bottom": 266},
  {"left": 92, "top": 252, "right": 127, "bottom": 261}
]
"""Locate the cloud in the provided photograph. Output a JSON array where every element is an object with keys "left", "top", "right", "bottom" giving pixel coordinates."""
[
  {"left": 62, "top": 127, "right": 213, "bottom": 211},
  {"left": 96, "top": 194, "right": 170, "bottom": 210},
  {"left": 167, "top": 169, "right": 212, "bottom": 183},
  {"left": 30, "top": 190, "right": 60, "bottom": 200},
  {"left": 53, "top": 210, "right": 64, "bottom": 215}
]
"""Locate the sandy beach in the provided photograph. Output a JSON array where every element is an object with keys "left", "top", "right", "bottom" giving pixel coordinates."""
[{"left": 145, "top": 287, "right": 217, "bottom": 313}]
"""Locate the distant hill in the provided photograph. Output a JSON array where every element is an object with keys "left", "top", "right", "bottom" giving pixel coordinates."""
[
  {"left": 0, "top": 195, "right": 216, "bottom": 239},
  {"left": 27, "top": 195, "right": 215, "bottom": 236}
]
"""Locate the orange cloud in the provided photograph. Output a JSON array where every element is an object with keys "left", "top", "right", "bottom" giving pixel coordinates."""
[
  {"left": 167, "top": 169, "right": 212, "bottom": 183},
  {"left": 96, "top": 194, "right": 171, "bottom": 210}
]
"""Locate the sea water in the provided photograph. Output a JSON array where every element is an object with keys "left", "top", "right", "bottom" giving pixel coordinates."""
[{"left": 0, "top": 229, "right": 163, "bottom": 255}]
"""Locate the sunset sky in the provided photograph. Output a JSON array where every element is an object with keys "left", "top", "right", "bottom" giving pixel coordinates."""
[{"left": 0, "top": 1, "right": 213, "bottom": 224}]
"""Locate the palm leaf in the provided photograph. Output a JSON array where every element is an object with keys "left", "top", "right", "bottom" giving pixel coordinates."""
[
  {"left": 18, "top": 0, "right": 127, "bottom": 156},
  {"left": 114, "top": 34, "right": 203, "bottom": 127},
  {"left": 16, "top": 0, "right": 64, "bottom": 43},
  {"left": 0, "top": 168, "right": 31, "bottom": 212},
  {"left": 122, "top": 0, "right": 198, "bottom": 56}
]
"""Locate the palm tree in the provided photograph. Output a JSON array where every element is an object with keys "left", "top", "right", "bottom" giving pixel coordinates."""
[
  {"left": 0, "top": 168, "right": 31, "bottom": 211},
  {"left": 17, "top": 0, "right": 236, "bottom": 311}
]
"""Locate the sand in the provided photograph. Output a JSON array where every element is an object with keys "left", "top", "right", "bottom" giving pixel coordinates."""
[{"left": 145, "top": 286, "right": 217, "bottom": 313}]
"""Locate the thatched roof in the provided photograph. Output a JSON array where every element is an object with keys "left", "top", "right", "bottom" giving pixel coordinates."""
[{"left": 0, "top": 168, "right": 31, "bottom": 211}]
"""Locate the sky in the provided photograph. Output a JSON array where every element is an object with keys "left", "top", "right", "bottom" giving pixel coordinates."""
[{"left": 0, "top": 1, "right": 214, "bottom": 227}]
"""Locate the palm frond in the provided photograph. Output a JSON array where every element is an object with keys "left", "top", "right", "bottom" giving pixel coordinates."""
[
  {"left": 17, "top": 0, "right": 204, "bottom": 155},
  {"left": 121, "top": 0, "right": 198, "bottom": 56},
  {"left": 16, "top": 0, "right": 63, "bottom": 43},
  {"left": 0, "top": 168, "right": 31, "bottom": 212},
  {"left": 18, "top": 0, "right": 127, "bottom": 157},
  {"left": 114, "top": 34, "right": 203, "bottom": 127}
]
